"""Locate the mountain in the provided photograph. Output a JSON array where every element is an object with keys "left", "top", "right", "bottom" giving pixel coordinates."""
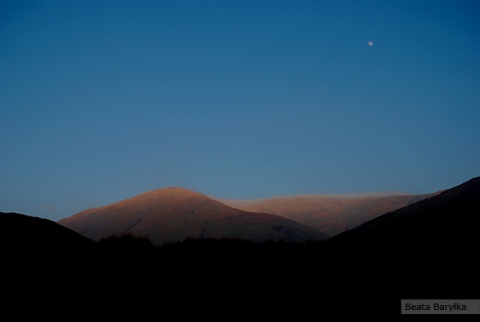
[
  {"left": 328, "top": 176, "right": 480, "bottom": 248},
  {"left": 0, "top": 211, "right": 96, "bottom": 253},
  {"left": 218, "top": 192, "right": 435, "bottom": 236},
  {"left": 59, "top": 187, "right": 327, "bottom": 245},
  {"left": 3, "top": 177, "right": 479, "bottom": 318},
  {"left": 1, "top": 212, "right": 101, "bottom": 318},
  {"left": 313, "top": 177, "right": 480, "bottom": 316}
]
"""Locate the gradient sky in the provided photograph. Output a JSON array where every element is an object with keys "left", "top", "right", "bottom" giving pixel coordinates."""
[{"left": 1, "top": 0, "right": 479, "bottom": 221}]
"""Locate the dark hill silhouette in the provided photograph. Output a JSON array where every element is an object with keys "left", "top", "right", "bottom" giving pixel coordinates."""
[
  {"left": 1, "top": 212, "right": 102, "bottom": 318},
  {"left": 59, "top": 187, "right": 327, "bottom": 244},
  {"left": 328, "top": 176, "right": 480, "bottom": 248},
  {"left": 319, "top": 176, "right": 480, "bottom": 316},
  {"left": 0, "top": 211, "right": 96, "bottom": 253}
]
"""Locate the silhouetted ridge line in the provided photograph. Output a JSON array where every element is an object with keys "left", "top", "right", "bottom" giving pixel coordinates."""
[{"left": 328, "top": 176, "right": 480, "bottom": 249}]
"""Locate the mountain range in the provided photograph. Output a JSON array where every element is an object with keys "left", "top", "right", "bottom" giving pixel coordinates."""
[
  {"left": 58, "top": 187, "right": 434, "bottom": 245},
  {"left": 2, "top": 176, "right": 479, "bottom": 318}
]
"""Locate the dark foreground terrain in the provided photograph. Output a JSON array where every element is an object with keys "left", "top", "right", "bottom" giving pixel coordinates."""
[{"left": 2, "top": 177, "right": 479, "bottom": 319}]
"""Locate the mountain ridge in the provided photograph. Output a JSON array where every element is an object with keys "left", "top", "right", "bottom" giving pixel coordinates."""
[
  {"left": 59, "top": 187, "right": 328, "bottom": 245},
  {"left": 328, "top": 176, "right": 480, "bottom": 247},
  {"left": 218, "top": 192, "right": 436, "bottom": 236},
  {"left": 0, "top": 211, "right": 96, "bottom": 252}
]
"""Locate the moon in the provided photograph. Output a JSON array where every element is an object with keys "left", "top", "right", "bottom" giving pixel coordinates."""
[{"left": 368, "top": 41, "right": 374, "bottom": 47}]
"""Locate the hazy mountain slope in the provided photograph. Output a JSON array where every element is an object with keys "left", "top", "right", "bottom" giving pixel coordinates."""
[
  {"left": 59, "top": 187, "right": 327, "bottom": 245},
  {"left": 219, "top": 193, "right": 434, "bottom": 236}
]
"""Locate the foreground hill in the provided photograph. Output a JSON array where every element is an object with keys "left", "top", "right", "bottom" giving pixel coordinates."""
[
  {"left": 321, "top": 176, "right": 480, "bottom": 314},
  {"left": 329, "top": 176, "right": 480, "bottom": 248},
  {"left": 1, "top": 212, "right": 101, "bottom": 318},
  {"left": 219, "top": 192, "right": 434, "bottom": 236},
  {"left": 0, "top": 211, "right": 95, "bottom": 253},
  {"left": 59, "top": 187, "right": 327, "bottom": 245}
]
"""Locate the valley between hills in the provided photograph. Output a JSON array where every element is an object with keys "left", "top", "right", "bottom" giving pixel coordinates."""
[{"left": 2, "top": 177, "right": 479, "bottom": 319}]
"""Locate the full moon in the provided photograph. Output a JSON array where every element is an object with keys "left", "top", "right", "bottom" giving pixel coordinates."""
[{"left": 368, "top": 41, "right": 374, "bottom": 47}]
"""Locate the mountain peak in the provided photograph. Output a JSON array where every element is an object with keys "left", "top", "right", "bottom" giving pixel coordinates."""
[
  {"left": 59, "top": 187, "right": 327, "bottom": 245},
  {"left": 134, "top": 186, "right": 207, "bottom": 200}
]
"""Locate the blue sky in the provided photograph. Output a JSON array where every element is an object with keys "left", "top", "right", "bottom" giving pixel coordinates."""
[{"left": 1, "top": 0, "right": 479, "bottom": 220}]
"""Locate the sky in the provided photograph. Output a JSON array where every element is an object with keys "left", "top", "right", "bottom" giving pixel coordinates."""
[{"left": 1, "top": 0, "right": 479, "bottom": 221}]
